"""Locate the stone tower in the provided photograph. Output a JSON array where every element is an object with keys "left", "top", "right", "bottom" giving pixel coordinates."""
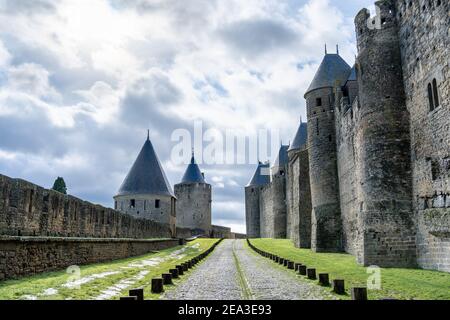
[
  {"left": 114, "top": 133, "right": 176, "bottom": 235},
  {"left": 305, "top": 51, "right": 351, "bottom": 252},
  {"left": 354, "top": 1, "right": 416, "bottom": 266},
  {"left": 245, "top": 161, "right": 270, "bottom": 238},
  {"left": 266, "top": 145, "right": 289, "bottom": 238},
  {"left": 287, "top": 120, "right": 311, "bottom": 248},
  {"left": 174, "top": 153, "right": 212, "bottom": 235},
  {"left": 393, "top": 0, "right": 449, "bottom": 271}
]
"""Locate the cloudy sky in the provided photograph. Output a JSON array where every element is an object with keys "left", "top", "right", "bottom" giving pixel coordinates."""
[{"left": 0, "top": 0, "right": 374, "bottom": 233}]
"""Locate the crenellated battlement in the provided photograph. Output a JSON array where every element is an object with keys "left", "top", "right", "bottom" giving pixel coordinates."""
[{"left": 243, "top": 0, "right": 450, "bottom": 272}]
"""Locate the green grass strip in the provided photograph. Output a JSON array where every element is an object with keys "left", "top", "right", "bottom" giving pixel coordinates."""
[{"left": 250, "top": 239, "right": 450, "bottom": 300}]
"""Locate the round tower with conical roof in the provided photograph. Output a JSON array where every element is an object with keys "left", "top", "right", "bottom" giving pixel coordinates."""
[
  {"left": 245, "top": 161, "right": 270, "bottom": 238},
  {"left": 114, "top": 133, "right": 176, "bottom": 235},
  {"left": 305, "top": 50, "right": 351, "bottom": 252},
  {"left": 174, "top": 153, "right": 212, "bottom": 235}
]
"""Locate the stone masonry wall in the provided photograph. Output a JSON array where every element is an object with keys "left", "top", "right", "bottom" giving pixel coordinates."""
[
  {"left": 354, "top": 2, "right": 416, "bottom": 267},
  {"left": 245, "top": 186, "right": 261, "bottom": 238},
  {"left": 307, "top": 87, "right": 343, "bottom": 252},
  {"left": 0, "top": 174, "right": 176, "bottom": 239},
  {"left": 287, "top": 148, "right": 311, "bottom": 248},
  {"left": 0, "top": 236, "right": 179, "bottom": 280},
  {"left": 259, "top": 174, "right": 287, "bottom": 239},
  {"left": 175, "top": 183, "right": 212, "bottom": 234},
  {"left": 335, "top": 97, "right": 362, "bottom": 259},
  {"left": 210, "top": 225, "right": 231, "bottom": 239},
  {"left": 394, "top": 0, "right": 450, "bottom": 271}
]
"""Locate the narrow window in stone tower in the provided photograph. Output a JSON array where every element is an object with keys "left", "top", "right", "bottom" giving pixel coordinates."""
[
  {"left": 432, "top": 79, "right": 440, "bottom": 108},
  {"left": 428, "top": 83, "right": 434, "bottom": 111},
  {"left": 316, "top": 118, "right": 319, "bottom": 135},
  {"left": 155, "top": 199, "right": 160, "bottom": 208},
  {"left": 114, "top": 201, "right": 117, "bottom": 210},
  {"left": 130, "top": 199, "right": 135, "bottom": 208},
  {"left": 316, "top": 97, "right": 322, "bottom": 107}
]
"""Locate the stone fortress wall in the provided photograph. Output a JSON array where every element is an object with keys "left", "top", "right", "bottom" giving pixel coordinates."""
[
  {"left": 394, "top": 0, "right": 450, "bottom": 272},
  {"left": 0, "top": 174, "right": 179, "bottom": 239},
  {"left": 245, "top": 0, "right": 449, "bottom": 272}
]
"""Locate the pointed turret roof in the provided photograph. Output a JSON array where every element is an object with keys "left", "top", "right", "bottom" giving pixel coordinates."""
[
  {"left": 247, "top": 162, "right": 270, "bottom": 187},
  {"left": 288, "top": 121, "right": 308, "bottom": 151},
  {"left": 272, "top": 145, "right": 289, "bottom": 170},
  {"left": 116, "top": 134, "right": 174, "bottom": 197},
  {"left": 304, "top": 53, "right": 352, "bottom": 97},
  {"left": 347, "top": 65, "right": 357, "bottom": 82},
  {"left": 180, "top": 153, "right": 206, "bottom": 184}
]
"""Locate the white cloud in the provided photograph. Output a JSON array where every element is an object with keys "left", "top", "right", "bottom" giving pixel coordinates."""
[
  {"left": 0, "top": 0, "right": 363, "bottom": 232},
  {"left": 0, "top": 40, "right": 11, "bottom": 67}
]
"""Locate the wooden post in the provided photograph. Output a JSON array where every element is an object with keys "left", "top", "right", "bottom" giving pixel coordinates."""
[
  {"left": 318, "top": 273, "right": 330, "bottom": 286},
  {"left": 151, "top": 278, "right": 164, "bottom": 294},
  {"left": 279, "top": 258, "right": 284, "bottom": 265},
  {"left": 176, "top": 265, "right": 184, "bottom": 275},
  {"left": 283, "top": 259, "right": 288, "bottom": 267},
  {"left": 288, "top": 261, "right": 295, "bottom": 270},
  {"left": 162, "top": 273, "right": 173, "bottom": 285},
  {"left": 129, "top": 288, "right": 144, "bottom": 301},
  {"left": 332, "top": 279, "right": 345, "bottom": 295},
  {"left": 307, "top": 268, "right": 317, "bottom": 280},
  {"left": 170, "top": 268, "right": 179, "bottom": 279},
  {"left": 294, "top": 263, "right": 303, "bottom": 272},
  {"left": 351, "top": 287, "right": 368, "bottom": 300},
  {"left": 298, "top": 265, "right": 307, "bottom": 275}
]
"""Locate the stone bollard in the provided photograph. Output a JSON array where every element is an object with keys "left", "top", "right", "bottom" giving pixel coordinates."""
[
  {"left": 332, "top": 279, "right": 345, "bottom": 295},
  {"left": 298, "top": 265, "right": 307, "bottom": 276},
  {"left": 318, "top": 273, "right": 330, "bottom": 286},
  {"left": 162, "top": 273, "right": 173, "bottom": 285},
  {"left": 288, "top": 261, "right": 295, "bottom": 270},
  {"left": 176, "top": 265, "right": 184, "bottom": 276},
  {"left": 129, "top": 288, "right": 144, "bottom": 301},
  {"left": 307, "top": 268, "right": 317, "bottom": 280},
  {"left": 351, "top": 287, "right": 368, "bottom": 300},
  {"left": 294, "top": 263, "right": 303, "bottom": 272},
  {"left": 120, "top": 296, "right": 137, "bottom": 300},
  {"left": 170, "top": 268, "right": 179, "bottom": 279},
  {"left": 151, "top": 278, "right": 164, "bottom": 294}
]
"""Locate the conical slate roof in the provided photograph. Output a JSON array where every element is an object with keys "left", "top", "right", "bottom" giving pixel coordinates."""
[
  {"left": 247, "top": 162, "right": 270, "bottom": 187},
  {"left": 305, "top": 53, "right": 352, "bottom": 97},
  {"left": 288, "top": 121, "right": 308, "bottom": 151},
  {"left": 347, "top": 65, "right": 357, "bottom": 82},
  {"left": 272, "top": 145, "right": 289, "bottom": 170},
  {"left": 180, "top": 154, "right": 206, "bottom": 184},
  {"left": 116, "top": 136, "right": 174, "bottom": 197}
]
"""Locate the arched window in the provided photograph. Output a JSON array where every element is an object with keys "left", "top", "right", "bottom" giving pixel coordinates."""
[
  {"left": 428, "top": 83, "right": 434, "bottom": 111},
  {"left": 432, "top": 78, "right": 440, "bottom": 108}
]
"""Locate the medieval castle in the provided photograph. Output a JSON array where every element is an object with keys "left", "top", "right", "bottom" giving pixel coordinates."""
[
  {"left": 245, "top": 0, "right": 449, "bottom": 272},
  {"left": 113, "top": 132, "right": 213, "bottom": 237}
]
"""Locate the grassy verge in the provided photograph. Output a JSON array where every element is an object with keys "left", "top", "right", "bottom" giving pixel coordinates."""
[
  {"left": 250, "top": 239, "right": 450, "bottom": 300},
  {"left": 0, "top": 238, "right": 217, "bottom": 300}
]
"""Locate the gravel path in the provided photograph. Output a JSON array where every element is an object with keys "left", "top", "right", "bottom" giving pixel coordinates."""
[
  {"left": 163, "top": 239, "right": 242, "bottom": 300},
  {"left": 234, "top": 240, "right": 334, "bottom": 300},
  {"left": 164, "top": 239, "right": 334, "bottom": 300}
]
